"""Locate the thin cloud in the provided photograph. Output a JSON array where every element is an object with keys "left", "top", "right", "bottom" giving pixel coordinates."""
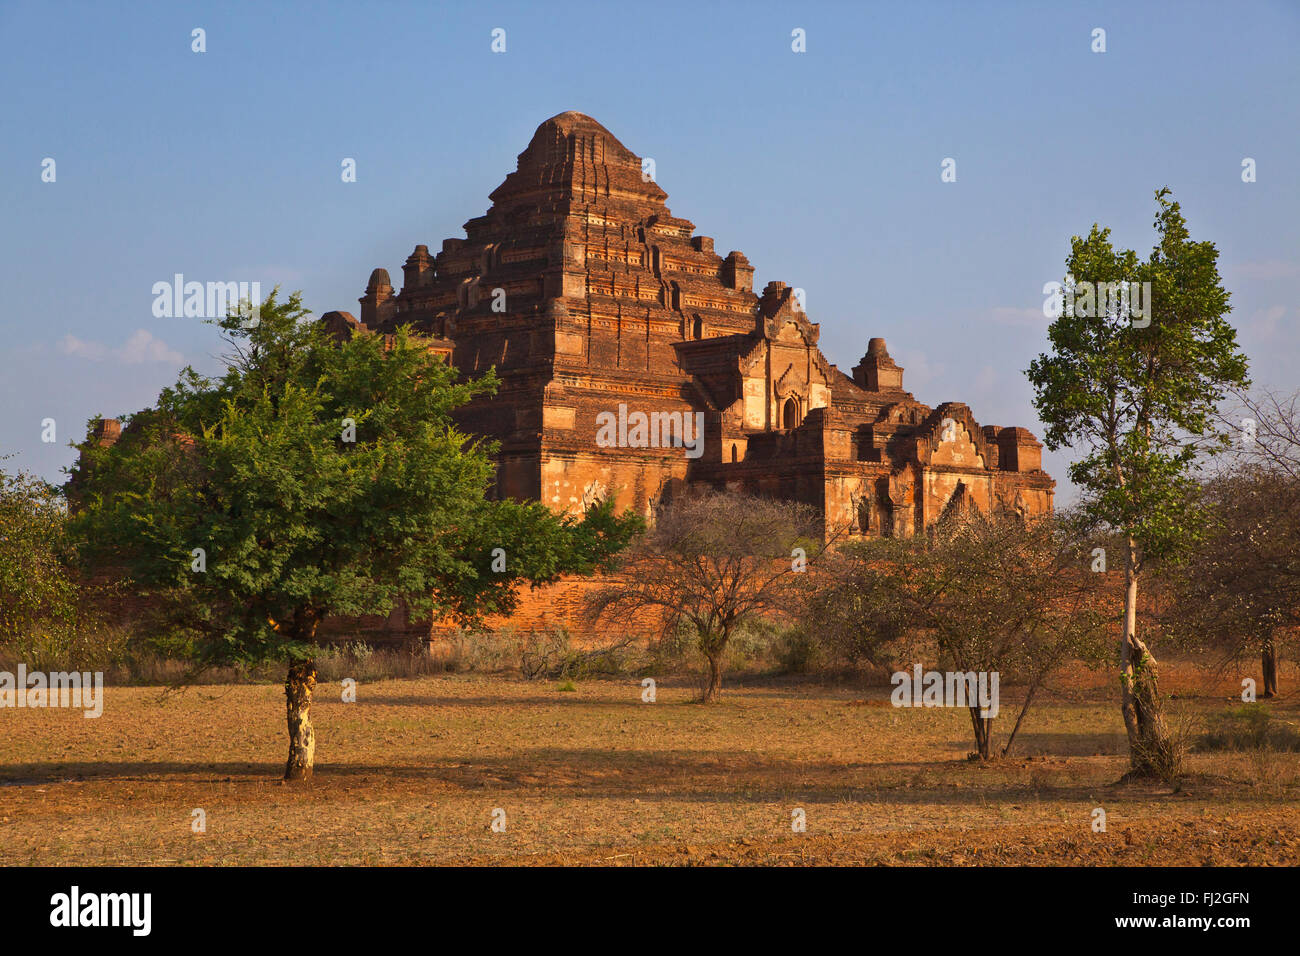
[
  {"left": 1227, "top": 260, "right": 1299, "bottom": 281},
  {"left": 895, "top": 348, "right": 945, "bottom": 389},
  {"left": 974, "top": 364, "right": 999, "bottom": 393},
  {"left": 989, "top": 306, "right": 1050, "bottom": 328},
  {"left": 59, "top": 329, "right": 184, "bottom": 365},
  {"left": 1240, "top": 305, "right": 1287, "bottom": 340}
]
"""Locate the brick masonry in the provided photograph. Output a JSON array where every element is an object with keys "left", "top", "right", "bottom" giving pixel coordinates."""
[{"left": 323, "top": 111, "right": 1055, "bottom": 540}]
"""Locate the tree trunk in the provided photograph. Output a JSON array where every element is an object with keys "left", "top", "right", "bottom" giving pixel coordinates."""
[
  {"left": 1119, "top": 538, "right": 1173, "bottom": 776},
  {"left": 279, "top": 607, "right": 321, "bottom": 781},
  {"left": 284, "top": 657, "right": 317, "bottom": 780},
  {"left": 702, "top": 652, "right": 723, "bottom": 703},
  {"left": 1262, "top": 639, "right": 1279, "bottom": 699},
  {"left": 698, "top": 626, "right": 730, "bottom": 703},
  {"left": 968, "top": 707, "right": 992, "bottom": 760},
  {"left": 1001, "top": 683, "right": 1037, "bottom": 758}
]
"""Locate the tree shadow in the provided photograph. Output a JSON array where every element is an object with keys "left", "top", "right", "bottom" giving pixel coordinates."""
[
  {"left": 0, "top": 744, "right": 1198, "bottom": 807},
  {"left": 962, "top": 731, "right": 1130, "bottom": 757}
]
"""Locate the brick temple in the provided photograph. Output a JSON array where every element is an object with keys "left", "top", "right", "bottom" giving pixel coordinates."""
[{"left": 321, "top": 111, "right": 1053, "bottom": 537}]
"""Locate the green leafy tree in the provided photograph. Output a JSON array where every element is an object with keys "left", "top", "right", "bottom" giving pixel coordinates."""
[
  {"left": 1027, "top": 189, "right": 1249, "bottom": 776},
  {"left": 0, "top": 466, "right": 90, "bottom": 667},
  {"left": 69, "top": 291, "right": 641, "bottom": 779}
]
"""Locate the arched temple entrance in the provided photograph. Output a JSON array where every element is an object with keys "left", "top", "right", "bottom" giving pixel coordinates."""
[{"left": 781, "top": 397, "right": 800, "bottom": 429}]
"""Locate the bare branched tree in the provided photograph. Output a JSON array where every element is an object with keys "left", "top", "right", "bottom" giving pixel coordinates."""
[
  {"left": 584, "top": 491, "right": 826, "bottom": 702},
  {"left": 1232, "top": 388, "right": 1300, "bottom": 480},
  {"left": 804, "top": 509, "right": 1110, "bottom": 760},
  {"left": 1165, "top": 389, "right": 1300, "bottom": 697}
]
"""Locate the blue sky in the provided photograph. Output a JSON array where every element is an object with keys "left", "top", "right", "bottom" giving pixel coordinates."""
[{"left": 2, "top": 0, "right": 1297, "bottom": 503}]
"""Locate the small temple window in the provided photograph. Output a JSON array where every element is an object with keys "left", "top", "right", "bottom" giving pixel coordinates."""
[{"left": 782, "top": 398, "right": 799, "bottom": 429}]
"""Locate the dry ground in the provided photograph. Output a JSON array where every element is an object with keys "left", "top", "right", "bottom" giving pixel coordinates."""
[{"left": 2, "top": 666, "right": 1297, "bottom": 866}]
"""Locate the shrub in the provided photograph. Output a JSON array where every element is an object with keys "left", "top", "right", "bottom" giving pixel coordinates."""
[
  {"left": 1197, "top": 703, "right": 1300, "bottom": 753},
  {"left": 775, "top": 626, "right": 827, "bottom": 674},
  {"left": 0, "top": 467, "right": 118, "bottom": 671}
]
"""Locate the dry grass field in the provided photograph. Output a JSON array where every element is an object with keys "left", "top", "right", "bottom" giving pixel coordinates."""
[{"left": 2, "top": 664, "right": 1298, "bottom": 866}]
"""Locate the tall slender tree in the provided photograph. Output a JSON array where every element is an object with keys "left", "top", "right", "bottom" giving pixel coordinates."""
[{"left": 1027, "top": 189, "right": 1249, "bottom": 775}]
